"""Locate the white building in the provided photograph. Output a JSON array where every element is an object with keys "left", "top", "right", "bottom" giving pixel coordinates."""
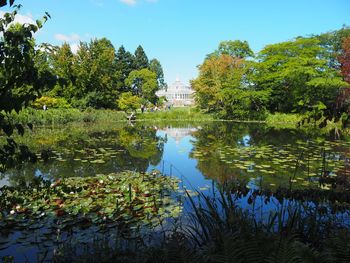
[{"left": 156, "top": 78, "right": 195, "bottom": 106}]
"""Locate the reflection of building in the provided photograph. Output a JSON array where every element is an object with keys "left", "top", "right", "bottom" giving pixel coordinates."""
[
  {"left": 156, "top": 78, "right": 195, "bottom": 106},
  {"left": 161, "top": 127, "right": 197, "bottom": 144}
]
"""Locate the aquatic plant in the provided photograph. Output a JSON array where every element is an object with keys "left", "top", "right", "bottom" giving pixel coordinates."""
[{"left": 0, "top": 170, "right": 182, "bottom": 260}]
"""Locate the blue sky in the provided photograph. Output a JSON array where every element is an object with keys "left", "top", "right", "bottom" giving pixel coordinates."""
[{"left": 6, "top": 0, "right": 350, "bottom": 84}]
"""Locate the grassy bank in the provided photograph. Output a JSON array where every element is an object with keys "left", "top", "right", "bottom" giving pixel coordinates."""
[
  {"left": 136, "top": 106, "right": 215, "bottom": 121},
  {"left": 8, "top": 108, "right": 126, "bottom": 125},
  {"left": 6, "top": 107, "right": 214, "bottom": 126},
  {"left": 6, "top": 108, "right": 345, "bottom": 133}
]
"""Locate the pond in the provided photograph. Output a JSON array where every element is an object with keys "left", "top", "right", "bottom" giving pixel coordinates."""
[{"left": 1, "top": 121, "right": 350, "bottom": 261}]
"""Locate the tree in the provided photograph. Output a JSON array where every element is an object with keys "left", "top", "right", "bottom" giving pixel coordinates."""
[
  {"left": 0, "top": 0, "right": 14, "bottom": 7},
  {"left": 50, "top": 43, "right": 75, "bottom": 97},
  {"left": 207, "top": 40, "right": 254, "bottom": 60},
  {"left": 255, "top": 37, "right": 346, "bottom": 114},
  {"left": 0, "top": 4, "right": 50, "bottom": 110},
  {"left": 192, "top": 54, "right": 268, "bottom": 119},
  {"left": 117, "top": 92, "right": 141, "bottom": 113},
  {"left": 73, "top": 38, "right": 119, "bottom": 108},
  {"left": 125, "top": 69, "right": 158, "bottom": 104},
  {"left": 115, "top": 45, "right": 135, "bottom": 92},
  {"left": 316, "top": 26, "right": 350, "bottom": 70},
  {"left": 0, "top": 3, "right": 49, "bottom": 171},
  {"left": 134, "top": 45, "right": 149, "bottom": 70},
  {"left": 34, "top": 44, "right": 57, "bottom": 94},
  {"left": 149, "top": 58, "right": 166, "bottom": 88},
  {"left": 0, "top": 20, "right": 48, "bottom": 112}
]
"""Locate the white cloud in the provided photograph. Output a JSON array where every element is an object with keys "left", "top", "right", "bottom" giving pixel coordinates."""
[
  {"left": 54, "top": 33, "right": 81, "bottom": 42},
  {"left": 120, "top": 0, "right": 137, "bottom": 5},
  {"left": 54, "top": 33, "right": 82, "bottom": 54},
  {"left": 91, "top": 0, "right": 104, "bottom": 7},
  {"left": 0, "top": 11, "right": 35, "bottom": 25},
  {"left": 119, "top": 0, "right": 158, "bottom": 6}
]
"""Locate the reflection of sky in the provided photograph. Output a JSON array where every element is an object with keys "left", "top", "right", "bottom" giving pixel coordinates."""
[
  {"left": 148, "top": 130, "right": 213, "bottom": 191},
  {"left": 242, "top": 135, "right": 251, "bottom": 146},
  {"left": 0, "top": 177, "right": 9, "bottom": 187}
]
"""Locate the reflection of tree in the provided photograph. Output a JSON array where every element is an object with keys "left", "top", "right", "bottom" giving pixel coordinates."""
[
  {"left": 190, "top": 122, "right": 250, "bottom": 183},
  {"left": 191, "top": 122, "right": 346, "bottom": 189},
  {"left": 118, "top": 125, "right": 165, "bottom": 166},
  {"left": 3, "top": 124, "right": 165, "bottom": 186}
]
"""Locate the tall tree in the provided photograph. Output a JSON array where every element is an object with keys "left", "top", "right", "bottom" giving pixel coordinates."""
[
  {"left": 115, "top": 45, "right": 135, "bottom": 92},
  {"left": 73, "top": 38, "right": 118, "bottom": 108},
  {"left": 50, "top": 43, "right": 75, "bottom": 97},
  {"left": 149, "top": 58, "right": 166, "bottom": 89},
  {"left": 33, "top": 44, "right": 57, "bottom": 94},
  {"left": 134, "top": 45, "right": 149, "bottom": 70}
]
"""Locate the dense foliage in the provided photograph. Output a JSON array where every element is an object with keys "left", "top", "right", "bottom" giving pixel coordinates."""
[
  {"left": 0, "top": 2, "right": 167, "bottom": 171},
  {"left": 1, "top": 4, "right": 166, "bottom": 112},
  {"left": 0, "top": 3, "right": 51, "bottom": 171},
  {"left": 192, "top": 28, "right": 350, "bottom": 124},
  {"left": 44, "top": 41, "right": 165, "bottom": 110}
]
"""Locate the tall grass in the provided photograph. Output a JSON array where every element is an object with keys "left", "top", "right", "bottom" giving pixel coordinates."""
[
  {"left": 52, "top": 189, "right": 350, "bottom": 262},
  {"left": 6, "top": 107, "right": 214, "bottom": 126},
  {"left": 7, "top": 108, "right": 126, "bottom": 125},
  {"left": 136, "top": 107, "right": 215, "bottom": 122}
]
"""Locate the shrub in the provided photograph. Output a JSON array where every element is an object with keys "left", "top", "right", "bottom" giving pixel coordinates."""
[{"left": 31, "top": 96, "right": 71, "bottom": 109}]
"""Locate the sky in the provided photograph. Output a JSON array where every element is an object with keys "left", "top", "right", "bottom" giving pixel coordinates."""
[{"left": 3, "top": 0, "right": 350, "bottom": 85}]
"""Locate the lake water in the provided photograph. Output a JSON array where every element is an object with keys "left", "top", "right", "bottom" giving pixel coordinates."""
[
  {"left": 1, "top": 121, "right": 350, "bottom": 261},
  {"left": 2, "top": 121, "right": 349, "bottom": 190}
]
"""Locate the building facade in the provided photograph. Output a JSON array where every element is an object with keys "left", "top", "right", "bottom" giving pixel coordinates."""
[{"left": 156, "top": 78, "right": 195, "bottom": 106}]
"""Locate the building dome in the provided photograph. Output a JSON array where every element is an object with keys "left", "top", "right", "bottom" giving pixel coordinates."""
[{"left": 156, "top": 78, "right": 195, "bottom": 106}]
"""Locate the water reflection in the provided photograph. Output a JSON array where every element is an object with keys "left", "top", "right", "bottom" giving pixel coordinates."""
[
  {"left": 1, "top": 122, "right": 350, "bottom": 192},
  {"left": 158, "top": 126, "right": 197, "bottom": 144}
]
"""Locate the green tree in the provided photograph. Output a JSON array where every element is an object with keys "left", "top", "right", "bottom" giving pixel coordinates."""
[
  {"left": 73, "top": 38, "right": 119, "bottom": 108},
  {"left": 33, "top": 44, "right": 57, "bottom": 95},
  {"left": 316, "top": 26, "right": 350, "bottom": 70},
  {"left": 115, "top": 45, "right": 135, "bottom": 92},
  {"left": 192, "top": 54, "right": 268, "bottom": 119},
  {"left": 149, "top": 58, "right": 166, "bottom": 88},
  {"left": 117, "top": 92, "right": 141, "bottom": 113},
  {"left": 125, "top": 68, "right": 158, "bottom": 104},
  {"left": 0, "top": 3, "right": 49, "bottom": 171},
  {"left": 207, "top": 40, "right": 254, "bottom": 59},
  {"left": 255, "top": 37, "right": 346, "bottom": 114},
  {"left": 50, "top": 43, "right": 75, "bottom": 98},
  {"left": 134, "top": 45, "right": 149, "bottom": 70}
]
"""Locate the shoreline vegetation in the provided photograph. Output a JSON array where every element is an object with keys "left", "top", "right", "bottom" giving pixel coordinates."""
[{"left": 5, "top": 107, "right": 344, "bottom": 130}]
